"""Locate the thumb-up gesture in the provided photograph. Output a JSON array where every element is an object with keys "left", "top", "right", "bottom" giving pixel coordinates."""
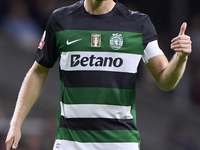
[{"left": 171, "top": 22, "right": 192, "bottom": 57}]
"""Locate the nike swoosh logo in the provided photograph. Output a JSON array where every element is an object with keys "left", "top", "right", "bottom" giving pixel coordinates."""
[{"left": 66, "top": 39, "right": 82, "bottom": 45}]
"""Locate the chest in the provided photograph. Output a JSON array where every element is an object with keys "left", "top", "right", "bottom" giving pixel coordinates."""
[{"left": 56, "top": 29, "right": 144, "bottom": 55}]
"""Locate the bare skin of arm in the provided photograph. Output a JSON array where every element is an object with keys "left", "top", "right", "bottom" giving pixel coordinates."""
[
  {"left": 5, "top": 61, "right": 50, "bottom": 150},
  {"left": 146, "top": 23, "right": 192, "bottom": 91}
]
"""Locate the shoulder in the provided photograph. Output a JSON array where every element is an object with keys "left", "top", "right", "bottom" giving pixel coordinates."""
[
  {"left": 52, "top": 0, "right": 83, "bottom": 19},
  {"left": 115, "top": 2, "right": 149, "bottom": 21}
]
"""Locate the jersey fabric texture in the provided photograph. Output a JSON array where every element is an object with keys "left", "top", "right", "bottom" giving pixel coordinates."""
[{"left": 35, "top": 0, "right": 158, "bottom": 150}]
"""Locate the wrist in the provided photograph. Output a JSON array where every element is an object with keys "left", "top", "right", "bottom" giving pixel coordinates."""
[
  {"left": 10, "top": 118, "right": 23, "bottom": 128},
  {"left": 176, "top": 52, "right": 188, "bottom": 63}
]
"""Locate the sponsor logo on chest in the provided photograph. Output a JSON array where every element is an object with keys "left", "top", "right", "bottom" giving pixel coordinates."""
[
  {"left": 60, "top": 51, "right": 141, "bottom": 74},
  {"left": 70, "top": 54, "right": 123, "bottom": 68}
]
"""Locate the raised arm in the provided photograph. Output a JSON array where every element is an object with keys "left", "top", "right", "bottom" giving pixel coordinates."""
[
  {"left": 146, "top": 22, "right": 192, "bottom": 91},
  {"left": 5, "top": 61, "right": 50, "bottom": 150}
]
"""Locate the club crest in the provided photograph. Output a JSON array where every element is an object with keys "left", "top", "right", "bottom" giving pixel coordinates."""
[{"left": 110, "top": 33, "right": 123, "bottom": 50}]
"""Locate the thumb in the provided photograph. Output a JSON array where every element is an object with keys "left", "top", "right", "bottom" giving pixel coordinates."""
[{"left": 179, "top": 22, "right": 187, "bottom": 36}]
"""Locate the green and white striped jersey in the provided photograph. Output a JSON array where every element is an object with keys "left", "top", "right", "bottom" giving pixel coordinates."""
[{"left": 35, "top": 0, "right": 158, "bottom": 149}]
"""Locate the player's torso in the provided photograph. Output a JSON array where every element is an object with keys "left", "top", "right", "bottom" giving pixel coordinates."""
[{"left": 53, "top": 3, "right": 142, "bottom": 150}]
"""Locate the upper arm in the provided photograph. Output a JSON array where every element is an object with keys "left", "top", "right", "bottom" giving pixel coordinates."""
[
  {"left": 142, "top": 40, "right": 169, "bottom": 84},
  {"left": 30, "top": 61, "right": 50, "bottom": 76},
  {"left": 35, "top": 14, "right": 60, "bottom": 68}
]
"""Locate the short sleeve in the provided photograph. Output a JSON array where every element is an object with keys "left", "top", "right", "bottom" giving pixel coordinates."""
[
  {"left": 142, "top": 16, "right": 158, "bottom": 49},
  {"left": 35, "top": 14, "right": 60, "bottom": 68}
]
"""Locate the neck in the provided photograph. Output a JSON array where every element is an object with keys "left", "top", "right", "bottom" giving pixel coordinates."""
[{"left": 84, "top": 0, "right": 116, "bottom": 15}]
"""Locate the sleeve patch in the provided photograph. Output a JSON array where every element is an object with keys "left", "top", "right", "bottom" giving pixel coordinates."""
[{"left": 38, "top": 31, "right": 46, "bottom": 49}]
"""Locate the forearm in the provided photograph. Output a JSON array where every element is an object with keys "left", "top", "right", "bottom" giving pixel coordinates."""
[
  {"left": 10, "top": 63, "right": 49, "bottom": 128},
  {"left": 158, "top": 52, "right": 188, "bottom": 91}
]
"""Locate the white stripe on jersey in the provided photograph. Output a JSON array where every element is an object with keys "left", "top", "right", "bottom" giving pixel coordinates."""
[
  {"left": 60, "top": 51, "right": 142, "bottom": 74},
  {"left": 53, "top": 139, "right": 139, "bottom": 150},
  {"left": 60, "top": 102, "right": 133, "bottom": 119}
]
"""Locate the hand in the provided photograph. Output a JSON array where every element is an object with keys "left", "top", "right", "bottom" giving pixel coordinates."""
[
  {"left": 5, "top": 126, "right": 21, "bottom": 150},
  {"left": 171, "top": 22, "right": 192, "bottom": 58}
]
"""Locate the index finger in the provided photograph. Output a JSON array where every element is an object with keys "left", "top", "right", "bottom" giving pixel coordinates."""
[{"left": 5, "top": 137, "right": 14, "bottom": 150}]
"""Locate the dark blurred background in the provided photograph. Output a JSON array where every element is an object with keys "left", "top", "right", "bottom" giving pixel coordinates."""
[{"left": 0, "top": 0, "right": 200, "bottom": 149}]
